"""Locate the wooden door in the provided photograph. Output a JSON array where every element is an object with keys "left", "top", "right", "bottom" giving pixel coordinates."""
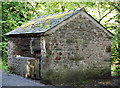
[{"left": 26, "top": 59, "right": 41, "bottom": 79}]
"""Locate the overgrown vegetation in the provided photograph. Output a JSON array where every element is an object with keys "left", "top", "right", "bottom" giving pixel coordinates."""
[
  {"left": 111, "top": 28, "right": 120, "bottom": 76},
  {"left": 1, "top": 2, "right": 120, "bottom": 76}
]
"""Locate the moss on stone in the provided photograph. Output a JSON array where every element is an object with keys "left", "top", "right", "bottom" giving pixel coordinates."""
[
  {"left": 41, "top": 67, "right": 111, "bottom": 86},
  {"left": 20, "top": 11, "right": 73, "bottom": 30},
  {"left": 21, "top": 22, "right": 36, "bottom": 30},
  {"left": 33, "top": 22, "right": 51, "bottom": 29},
  {"left": 41, "top": 69, "right": 62, "bottom": 85}
]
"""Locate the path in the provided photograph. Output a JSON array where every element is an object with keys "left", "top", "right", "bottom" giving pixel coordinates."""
[{"left": 2, "top": 71, "right": 45, "bottom": 86}]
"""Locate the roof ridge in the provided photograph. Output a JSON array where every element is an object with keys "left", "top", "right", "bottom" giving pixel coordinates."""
[{"left": 34, "top": 8, "right": 82, "bottom": 20}]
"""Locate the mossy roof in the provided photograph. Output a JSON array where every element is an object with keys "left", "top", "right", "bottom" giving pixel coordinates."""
[{"left": 5, "top": 8, "right": 82, "bottom": 36}]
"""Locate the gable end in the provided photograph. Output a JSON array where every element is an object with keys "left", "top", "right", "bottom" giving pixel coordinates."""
[
  {"left": 82, "top": 10, "right": 114, "bottom": 38},
  {"left": 45, "top": 9, "right": 114, "bottom": 39}
]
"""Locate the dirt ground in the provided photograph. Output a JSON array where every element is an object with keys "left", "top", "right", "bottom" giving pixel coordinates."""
[{"left": 73, "top": 77, "right": 120, "bottom": 88}]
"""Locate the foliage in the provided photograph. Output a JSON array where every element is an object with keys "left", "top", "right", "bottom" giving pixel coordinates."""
[
  {"left": 1, "top": 2, "right": 119, "bottom": 75},
  {"left": 111, "top": 29, "right": 120, "bottom": 62},
  {"left": 111, "top": 65, "right": 120, "bottom": 76}
]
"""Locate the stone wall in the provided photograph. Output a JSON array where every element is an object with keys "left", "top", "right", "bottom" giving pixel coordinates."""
[
  {"left": 8, "top": 56, "right": 40, "bottom": 79},
  {"left": 41, "top": 12, "right": 112, "bottom": 85},
  {"left": 9, "top": 56, "right": 34, "bottom": 76}
]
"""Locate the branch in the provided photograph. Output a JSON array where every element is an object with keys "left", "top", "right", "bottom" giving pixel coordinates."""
[
  {"left": 17, "top": 0, "right": 26, "bottom": 17},
  {"left": 99, "top": 8, "right": 115, "bottom": 22},
  {"left": 109, "top": 2, "right": 120, "bottom": 12},
  {"left": 27, "top": 1, "right": 39, "bottom": 15},
  {"left": 25, "top": 0, "right": 27, "bottom": 17},
  {"left": 61, "top": 3, "right": 65, "bottom": 12},
  {"left": 97, "top": 2, "right": 101, "bottom": 20}
]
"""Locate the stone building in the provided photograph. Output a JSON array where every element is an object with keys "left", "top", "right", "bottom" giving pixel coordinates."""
[{"left": 6, "top": 8, "right": 113, "bottom": 85}]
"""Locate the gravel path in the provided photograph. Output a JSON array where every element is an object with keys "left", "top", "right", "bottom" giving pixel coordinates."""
[{"left": 2, "top": 71, "right": 45, "bottom": 86}]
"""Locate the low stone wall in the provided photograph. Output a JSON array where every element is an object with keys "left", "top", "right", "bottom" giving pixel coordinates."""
[{"left": 9, "top": 56, "right": 40, "bottom": 79}]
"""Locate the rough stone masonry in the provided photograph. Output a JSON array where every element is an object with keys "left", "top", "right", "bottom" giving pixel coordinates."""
[
  {"left": 6, "top": 8, "right": 113, "bottom": 85},
  {"left": 41, "top": 10, "right": 112, "bottom": 85}
]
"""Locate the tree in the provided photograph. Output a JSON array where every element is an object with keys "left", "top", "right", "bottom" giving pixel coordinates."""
[{"left": 2, "top": 2, "right": 119, "bottom": 71}]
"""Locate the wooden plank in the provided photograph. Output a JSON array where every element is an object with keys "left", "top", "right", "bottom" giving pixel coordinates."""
[
  {"left": 25, "top": 59, "right": 40, "bottom": 79},
  {"left": 39, "top": 59, "right": 41, "bottom": 79},
  {"left": 37, "top": 59, "right": 39, "bottom": 79},
  {"left": 37, "top": 59, "right": 40, "bottom": 79},
  {"left": 34, "top": 59, "right": 37, "bottom": 79},
  {"left": 26, "top": 60, "right": 30, "bottom": 78},
  {"left": 29, "top": 60, "right": 32, "bottom": 78},
  {"left": 32, "top": 60, "right": 35, "bottom": 79},
  {"left": 30, "top": 60, "right": 32, "bottom": 78},
  {"left": 30, "top": 60, "right": 34, "bottom": 79},
  {"left": 34, "top": 59, "right": 40, "bottom": 79}
]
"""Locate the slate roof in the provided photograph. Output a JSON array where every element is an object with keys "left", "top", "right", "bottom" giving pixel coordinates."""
[{"left": 5, "top": 8, "right": 83, "bottom": 36}]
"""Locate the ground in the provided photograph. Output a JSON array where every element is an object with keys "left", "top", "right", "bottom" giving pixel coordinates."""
[
  {"left": 1, "top": 70, "right": 120, "bottom": 87},
  {"left": 2, "top": 70, "right": 44, "bottom": 86}
]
